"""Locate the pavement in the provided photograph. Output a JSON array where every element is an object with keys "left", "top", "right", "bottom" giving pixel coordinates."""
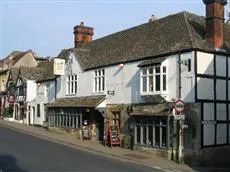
[{"left": 0, "top": 120, "right": 228, "bottom": 172}]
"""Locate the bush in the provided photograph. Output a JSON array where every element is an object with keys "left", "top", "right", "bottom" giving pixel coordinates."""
[
  {"left": 122, "top": 135, "right": 133, "bottom": 149},
  {"left": 3, "top": 107, "right": 13, "bottom": 118}
]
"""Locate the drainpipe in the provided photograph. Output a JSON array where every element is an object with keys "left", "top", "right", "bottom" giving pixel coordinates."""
[{"left": 178, "top": 53, "right": 184, "bottom": 163}]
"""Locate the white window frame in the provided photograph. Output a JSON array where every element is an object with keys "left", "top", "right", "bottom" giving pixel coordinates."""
[
  {"left": 45, "top": 83, "right": 50, "bottom": 97},
  {"left": 93, "top": 69, "right": 105, "bottom": 93},
  {"left": 140, "top": 65, "right": 167, "bottom": 95},
  {"left": 66, "top": 75, "right": 77, "bottom": 95}
]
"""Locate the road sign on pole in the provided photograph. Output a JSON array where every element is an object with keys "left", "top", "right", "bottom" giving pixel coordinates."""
[{"left": 174, "top": 99, "right": 185, "bottom": 113}]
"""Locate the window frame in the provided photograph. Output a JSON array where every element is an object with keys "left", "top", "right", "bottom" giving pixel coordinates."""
[
  {"left": 140, "top": 64, "right": 167, "bottom": 95},
  {"left": 134, "top": 117, "right": 167, "bottom": 149},
  {"left": 37, "top": 104, "right": 40, "bottom": 117},
  {"left": 93, "top": 69, "right": 105, "bottom": 93},
  {"left": 66, "top": 74, "right": 77, "bottom": 95}
]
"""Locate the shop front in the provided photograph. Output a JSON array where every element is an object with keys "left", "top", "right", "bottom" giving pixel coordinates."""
[
  {"left": 127, "top": 102, "right": 173, "bottom": 158},
  {"left": 47, "top": 95, "right": 105, "bottom": 141}
]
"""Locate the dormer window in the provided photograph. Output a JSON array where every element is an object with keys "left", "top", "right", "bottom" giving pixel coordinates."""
[{"left": 140, "top": 65, "right": 167, "bottom": 94}]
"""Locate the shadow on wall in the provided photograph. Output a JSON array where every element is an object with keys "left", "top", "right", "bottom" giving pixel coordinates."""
[
  {"left": 126, "top": 70, "right": 140, "bottom": 103},
  {"left": 0, "top": 154, "right": 28, "bottom": 172}
]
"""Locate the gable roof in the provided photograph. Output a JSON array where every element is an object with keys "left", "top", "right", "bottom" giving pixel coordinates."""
[
  {"left": 58, "top": 12, "right": 230, "bottom": 71},
  {"left": 0, "top": 51, "right": 24, "bottom": 68},
  {"left": 18, "top": 60, "right": 55, "bottom": 82},
  {"left": 6, "top": 68, "right": 20, "bottom": 87}
]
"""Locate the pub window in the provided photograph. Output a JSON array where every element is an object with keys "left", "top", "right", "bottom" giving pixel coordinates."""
[
  {"left": 94, "top": 69, "right": 105, "bottom": 93},
  {"left": 37, "top": 104, "right": 40, "bottom": 117},
  {"left": 136, "top": 125, "right": 141, "bottom": 144},
  {"left": 66, "top": 75, "right": 77, "bottom": 95},
  {"left": 134, "top": 117, "right": 167, "bottom": 148},
  {"left": 140, "top": 65, "right": 167, "bottom": 94}
]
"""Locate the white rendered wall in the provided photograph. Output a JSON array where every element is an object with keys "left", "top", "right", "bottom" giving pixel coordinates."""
[
  {"left": 26, "top": 80, "right": 36, "bottom": 102},
  {"left": 32, "top": 80, "right": 56, "bottom": 126},
  {"left": 57, "top": 51, "right": 196, "bottom": 104},
  {"left": 197, "top": 52, "right": 214, "bottom": 75}
]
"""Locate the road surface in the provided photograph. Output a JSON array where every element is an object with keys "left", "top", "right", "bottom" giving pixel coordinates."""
[{"left": 0, "top": 126, "right": 162, "bottom": 172}]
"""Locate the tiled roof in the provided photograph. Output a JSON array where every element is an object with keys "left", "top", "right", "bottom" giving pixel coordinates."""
[
  {"left": 8, "top": 68, "right": 20, "bottom": 85},
  {"left": 47, "top": 95, "right": 105, "bottom": 108},
  {"left": 56, "top": 49, "right": 71, "bottom": 61},
  {"left": 58, "top": 12, "right": 230, "bottom": 71},
  {"left": 19, "top": 60, "right": 55, "bottom": 82},
  {"left": 129, "top": 102, "right": 173, "bottom": 117},
  {"left": 138, "top": 57, "right": 166, "bottom": 67},
  {"left": 0, "top": 50, "right": 24, "bottom": 67}
]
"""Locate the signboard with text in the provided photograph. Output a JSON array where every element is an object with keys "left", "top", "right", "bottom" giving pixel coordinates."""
[{"left": 53, "top": 58, "right": 65, "bottom": 75}]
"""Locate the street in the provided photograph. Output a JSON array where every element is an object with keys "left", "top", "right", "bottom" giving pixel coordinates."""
[{"left": 0, "top": 126, "right": 161, "bottom": 172}]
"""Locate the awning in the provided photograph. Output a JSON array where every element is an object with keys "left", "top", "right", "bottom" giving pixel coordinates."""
[
  {"left": 128, "top": 102, "right": 173, "bottom": 117},
  {"left": 137, "top": 57, "right": 166, "bottom": 67},
  {"left": 47, "top": 95, "right": 105, "bottom": 108}
]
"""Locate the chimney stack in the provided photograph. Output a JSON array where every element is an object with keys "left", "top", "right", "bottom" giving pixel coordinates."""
[
  {"left": 73, "top": 22, "right": 94, "bottom": 48},
  {"left": 203, "top": 0, "right": 227, "bottom": 48},
  {"left": 149, "top": 15, "right": 158, "bottom": 22}
]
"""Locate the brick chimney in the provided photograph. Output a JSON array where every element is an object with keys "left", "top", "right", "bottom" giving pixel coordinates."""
[
  {"left": 73, "top": 22, "right": 94, "bottom": 48},
  {"left": 203, "top": 0, "right": 227, "bottom": 48}
]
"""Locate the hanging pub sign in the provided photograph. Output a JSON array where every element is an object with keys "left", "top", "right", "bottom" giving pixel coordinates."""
[{"left": 8, "top": 94, "right": 15, "bottom": 105}]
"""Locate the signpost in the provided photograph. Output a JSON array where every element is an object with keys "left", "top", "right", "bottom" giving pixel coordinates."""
[{"left": 174, "top": 99, "right": 185, "bottom": 164}]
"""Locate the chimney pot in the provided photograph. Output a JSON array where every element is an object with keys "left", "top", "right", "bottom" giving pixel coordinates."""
[
  {"left": 203, "top": 0, "right": 228, "bottom": 48},
  {"left": 73, "top": 22, "right": 94, "bottom": 48},
  {"left": 149, "top": 15, "right": 158, "bottom": 22}
]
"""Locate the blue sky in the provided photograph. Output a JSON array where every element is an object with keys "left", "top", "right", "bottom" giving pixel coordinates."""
[{"left": 0, "top": 0, "right": 229, "bottom": 59}]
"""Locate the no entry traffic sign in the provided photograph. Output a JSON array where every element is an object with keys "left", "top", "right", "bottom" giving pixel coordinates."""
[{"left": 174, "top": 99, "right": 185, "bottom": 113}]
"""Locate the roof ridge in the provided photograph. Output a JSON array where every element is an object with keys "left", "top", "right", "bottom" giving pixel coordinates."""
[
  {"left": 183, "top": 12, "right": 194, "bottom": 48},
  {"left": 85, "top": 11, "right": 195, "bottom": 46}
]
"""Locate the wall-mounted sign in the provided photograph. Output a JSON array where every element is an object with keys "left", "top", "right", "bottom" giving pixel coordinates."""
[
  {"left": 174, "top": 114, "right": 185, "bottom": 120},
  {"left": 174, "top": 99, "right": 185, "bottom": 113},
  {"left": 53, "top": 58, "right": 65, "bottom": 75}
]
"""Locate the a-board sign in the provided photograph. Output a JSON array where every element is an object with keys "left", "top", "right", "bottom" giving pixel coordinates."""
[
  {"left": 109, "top": 125, "right": 121, "bottom": 145},
  {"left": 82, "top": 126, "right": 91, "bottom": 140}
]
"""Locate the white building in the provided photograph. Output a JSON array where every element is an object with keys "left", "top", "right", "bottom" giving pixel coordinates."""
[{"left": 46, "top": 0, "right": 230, "bottom": 166}]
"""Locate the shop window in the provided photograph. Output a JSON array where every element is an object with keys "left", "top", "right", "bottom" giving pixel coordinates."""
[
  {"left": 143, "top": 125, "right": 147, "bottom": 145},
  {"left": 148, "top": 125, "right": 153, "bottom": 146},
  {"left": 155, "top": 126, "right": 160, "bottom": 146},
  {"left": 162, "top": 127, "right": 167, "bottom": 147},
  {"left": 134, "top": 117, "right": 167, "bottom": 148},
  {"left": 136, "top": 125, "right": 141, "bottom": 144}
]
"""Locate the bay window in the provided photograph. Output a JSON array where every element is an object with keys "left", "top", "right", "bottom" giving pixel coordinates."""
[
  {"left": 94, "top": 69, "right": 105, "bottom": 93},
  {"left": 140, "top": 65, "right": 167, "bottom": 94}
]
